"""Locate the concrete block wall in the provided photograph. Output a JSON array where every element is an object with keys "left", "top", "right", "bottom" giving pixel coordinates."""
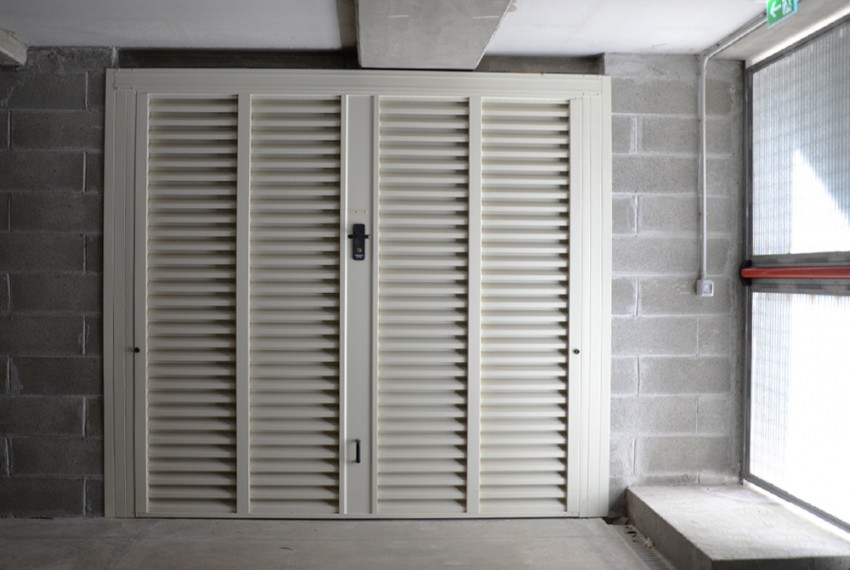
[
  {"left": 0, "top": 48, "right": 114, "bottom": 517},
  {"left": 0, "top": 49, "right": 744, "bottom": 517},
  {"left": 604, "top": 54, "right": 745, "bottom": 514}
]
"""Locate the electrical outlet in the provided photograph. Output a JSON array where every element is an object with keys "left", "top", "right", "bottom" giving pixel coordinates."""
[{"left": 696, "top": 279, "right": 715, "bottom": 297}]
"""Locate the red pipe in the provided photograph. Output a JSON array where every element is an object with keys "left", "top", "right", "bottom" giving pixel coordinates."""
[{"left": 741, "top": 266, "right": 850, "bottom": 280}]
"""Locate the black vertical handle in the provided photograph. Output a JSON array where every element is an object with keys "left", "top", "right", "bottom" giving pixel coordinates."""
[
  {"left": 348, "top": 224, "right": 370, "bottom": 261},
  {"left": 355, "top": 439, "right": 361, "bottom": 464}
]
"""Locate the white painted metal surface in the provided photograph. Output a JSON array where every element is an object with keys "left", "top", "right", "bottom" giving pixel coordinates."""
[
  {"left": 376, "top": 97, "right": 472, "bottom": 514},
  {"left": 248, "top": 96, "right": 344, "bottom": 515},
  {"left": 479, "top": 98, "right": 571, "bottom": 515},
  {"left": 143, "top": 95, "right": 240, "bottom": 515},
  {"left": 104, "top": 69, "right": 611, "bottom": 519}
]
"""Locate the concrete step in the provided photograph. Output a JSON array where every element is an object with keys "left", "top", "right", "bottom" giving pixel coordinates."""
[{"left": 627, "top": 485, "right": 850, "bottom": 570}]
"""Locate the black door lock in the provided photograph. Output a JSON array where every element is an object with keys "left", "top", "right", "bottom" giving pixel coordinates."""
[{"left": 348, "top": 223, "right": 370, "bottom": 261}]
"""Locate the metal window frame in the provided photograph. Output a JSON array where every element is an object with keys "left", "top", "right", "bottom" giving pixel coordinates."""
[{"left": 744, "top": 13, "right": 850, "bottom": 533}]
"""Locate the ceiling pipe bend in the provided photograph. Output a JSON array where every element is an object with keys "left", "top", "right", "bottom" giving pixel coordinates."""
[{"left": 696, "top": 13, "right": 766, "bottom": 296}]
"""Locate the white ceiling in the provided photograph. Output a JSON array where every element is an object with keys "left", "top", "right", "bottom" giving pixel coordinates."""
[
  {"left": 0, "top": 0, "right": 767, "bottom": 55},
  {"left": 487, "top": 0, "right": 766, "bottom": 56}
]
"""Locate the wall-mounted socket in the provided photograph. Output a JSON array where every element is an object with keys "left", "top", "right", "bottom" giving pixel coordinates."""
[{"left": 696, "top": 279, "right": 715, "bottom": 297}]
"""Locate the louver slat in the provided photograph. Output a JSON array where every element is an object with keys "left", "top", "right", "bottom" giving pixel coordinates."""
[
  {"left": 249, "top": 97, "right": 342, "bottom": 515},
  {"left": 480, "top": 99, "right": 570, "bottom": 515},
  {"left": 377, "top": 98, "right": 470, "bottom": 515},
  {"left": 146, "top": 95, "right": 239, "bottom": 515}
]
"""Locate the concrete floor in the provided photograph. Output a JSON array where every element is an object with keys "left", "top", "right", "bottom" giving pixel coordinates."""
[{"left": 0, "top": 517, "right": 653, "bottom": 570}]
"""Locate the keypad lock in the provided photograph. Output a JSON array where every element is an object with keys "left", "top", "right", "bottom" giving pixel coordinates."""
[{"left": 348, "top": 223, "right": 370, "bottom": 261}]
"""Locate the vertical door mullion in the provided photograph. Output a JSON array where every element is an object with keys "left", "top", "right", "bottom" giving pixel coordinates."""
[
  {"left": 370, "top": 96, "right": 381, "bottom": 516},
  {"left": 566, "top": 99, "right": 584, "bottom": 514},
  {"left": 133, "top": 93, "right": 150, "bottom": 515},
  {"left": 338, "top": 95, "right": 349, "bottom": 514},
  {"left": 235, "top": 93, "right": 252, "bottom": 516},
  {"left": 343, "top": 95, "right": 376, "bottom": 515},
  {"left": 466, "top": 96, "right": 483, "bottom": 515}
]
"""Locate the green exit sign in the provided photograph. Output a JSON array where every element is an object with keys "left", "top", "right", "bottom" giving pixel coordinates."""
[{"left": 767, "top": 0, "right": 798, "bottom": 26}]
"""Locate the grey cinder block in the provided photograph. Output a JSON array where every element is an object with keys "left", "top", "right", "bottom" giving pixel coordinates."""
[
  {"left": 86, "top": 72, "right": 106, "bottom": 111},
  {"left": 611, "top": 356, "right": 638, "bottom": 395},
  {"left": 0, "top": 71, "right": 87, "bottom": 110},
  {"left": 84, "top": 397, "right": 102, "bottom": 437},
  {"left": 476, "top": 55, "right": 601, "bottom": 74},
  {"left": 84, "top": 316, "right": 102, "bottom": 356},
  {"left": 697, "top": 395, "right": 734, "bottom": 435},
  {"left": 1, "top": 436, "right": 7, "bottom": 475},
  {"left": 612, "top": 115, "right": 634, "bottom": 154},
  {"left": 12, "top": 110, "right": 103, "bottom": 150},
  {"left": 612, "top": 277, "right": 636, "bottom": 316},
  {"left": 11, "top": 436, "right": 102, "bottom": 476},
  {"left": 85, "top": 477, "right": 104, "bottom": 516},
  {"left": 10, "top": 192, "right": 102, "bottom": 232},
  {"left": 706, "top": 79, "right": 734, "bottom": 116},
  {"left": 639, "top": 357, "right": 731, "bottom": 395},
  {"left": 0, "top": 111, "right": 8, "bottom": 149},
  {"left": 699, "top": 316, "right": 735, "bottom": 356},
  {"left": 638, "top": 276, "right": 733, "bottom": 316},
  {"left": 636, "top": 435, "right": 732, "bottom": 473},
  {"left": 0, "top": 396, "right": 83, "bottom": 435},
  {"left": 612, "top": 195, "right": 636, "bottom": 235},
  {"left": 613, "top": 236, "right": 732, "bottom": 275},
  {"left": 611, "top": 77, "right": 696, "bottom": 115},
  {"left": 0, "top": 151, "right": 84, "bottom": 192},
  {"left": 603, "top": 54, "right": 698, "bottom": 83},
  {"left": 84, "top": 152, "right": 103, "bottom": 193},
  {"left": 638, "top": 194, "right": 735, "bottom": 235},
  {"left": 707, "top": 157, "right": 741, "bottom": 196},
  {"left": 610, "top": 396, "right": 698, "bottom": 434},
  {"left": 0, "top": 233, "right": 83, "bottom": 271},
  {"left": 612, "top": 316, "right": 699, "bottom": 356},
  {"left": 0, "top": 477, "right": 84, "bottom": 517},
  {"left": 0, "top": 273, "right": 8, "bottom": 314},
  {"left": 11, "top": 357, "right": 102, "bottom": 396},
  {"left": 85, "top": 234, "right": 102, "bottom": 273},
  {"left": 10, "top": 273, "right": 101, "bottom": 313},
  {"left": 0, "top": 315, "right": 83, "bottom": 356},
  {"left": 613, "top": 155, "right": 696, "bottom": 194},
  {"left": 28, "top": 47, "right": 116, "bottom": 73},
  {"left": 609, "top": 434, "right": 635, "bottom": 478},
  {"left": 0, "top": 193, "right": 8, "bottom": 230},
  {"left": 0, "top": 356, "right": 8, "bottom": 394},
  {"left": 640, "top": 116, "right": 732, "bottom": 155}
]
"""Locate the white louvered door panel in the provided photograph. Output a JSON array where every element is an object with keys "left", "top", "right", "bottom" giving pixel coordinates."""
[
  {"left": 376, "top": 98, "right": 470, "bottom": 515},
  {"left": 145, "top": 96, "right": 239, "bottom": 515},
  {"left": 122, "top": 71, "right": 609, "bottom": 520},
  {"left": 249, "top": 97, "right": 342, "bottom": 515},
  {"left": 479, "top": 99, "right": 571, "bottom": 514}
]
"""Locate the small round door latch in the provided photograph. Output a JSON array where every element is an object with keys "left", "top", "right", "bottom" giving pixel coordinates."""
[
  {"left": 134, "top": 347, "right": 141, "bottom": 354},
  {"left": 572, "top": 348, "right": 580, "bottom": 355}
]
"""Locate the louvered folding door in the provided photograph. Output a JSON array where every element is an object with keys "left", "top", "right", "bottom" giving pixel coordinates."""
[
  {"left": 142, "top": 95, "right": 343, "bottom": 516},
  {"left": 375, "top": 97, "right": 572, "bottom": 516},
  {"left": 117, "top": 71, "right": 610, "bottom": 520}
]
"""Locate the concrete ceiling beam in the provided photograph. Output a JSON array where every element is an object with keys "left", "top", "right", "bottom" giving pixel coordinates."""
[
  {"left": 0, "top": 28, "right": 27, "bottom": 66},
  {"left": 356, "top": 0, "right": 512, "bottom": 70}
]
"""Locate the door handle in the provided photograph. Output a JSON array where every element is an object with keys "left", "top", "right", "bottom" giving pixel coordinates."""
[
  {"left": 354, "top": 439, "right": 361, "bottom": 464},
  {"left": 348, "top": 224, "right": 370, "bottom": 261}
]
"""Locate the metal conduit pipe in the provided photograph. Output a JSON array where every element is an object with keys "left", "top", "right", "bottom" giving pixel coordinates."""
[{"left": 696, "top": 13, "right": 767, "bottom": 296}]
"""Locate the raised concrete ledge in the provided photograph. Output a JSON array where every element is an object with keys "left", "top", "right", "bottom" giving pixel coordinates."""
[{"left": 628, "top": 485, "right": 850, "bottom": 570}]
